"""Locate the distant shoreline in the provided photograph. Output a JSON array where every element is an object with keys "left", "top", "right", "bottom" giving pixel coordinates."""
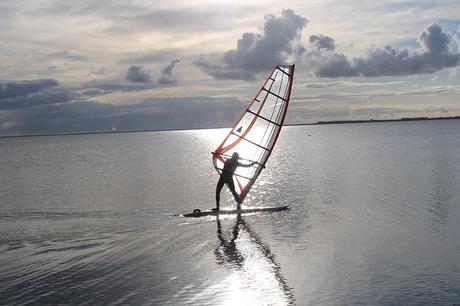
[
  {"left": 1, "top": 116, "right": 459, "bottom": 139},
  {"left": 292, "top": 116, "right": 460, "bottom": 126}
]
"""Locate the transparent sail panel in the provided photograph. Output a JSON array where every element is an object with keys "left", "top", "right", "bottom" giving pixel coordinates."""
[{"left": 212, "top": 65, "right": 295, "bottom": 202}]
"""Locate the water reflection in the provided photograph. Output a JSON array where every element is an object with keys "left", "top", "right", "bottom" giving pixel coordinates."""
[{"left": 214, "top": 214, "right": 295, "bottom": 305}]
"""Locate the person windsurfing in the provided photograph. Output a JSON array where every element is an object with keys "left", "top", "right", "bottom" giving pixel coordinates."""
[{"left": 213, "top": 152, "right": 256, "bottom": 212}]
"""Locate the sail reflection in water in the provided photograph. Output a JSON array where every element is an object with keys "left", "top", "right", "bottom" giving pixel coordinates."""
[{"left": 211, "top": 215, "right": 295, "bottom": 305}]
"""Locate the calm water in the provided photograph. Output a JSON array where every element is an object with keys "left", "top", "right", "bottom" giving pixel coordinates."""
[{"left": 1, "top": 120, "right": 460, "bottom": 305}]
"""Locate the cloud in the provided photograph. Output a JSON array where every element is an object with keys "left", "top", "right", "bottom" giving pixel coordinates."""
[
  {"left": 301, "top": 23, "right": 460, "bottom": 77},
  {"left": 419, "top": 23, "right": 450, "bottom": 55},
  {"left": 87, "top": 67, "right": 107, "bottom": 76},
  {"left": 194, "top": 14, "right": 459, "bottom": 79},
  {"left": 0, "top": 90, "right": 73, "bottom": 110},
  {"left": 48, "top": 51, "right": 88, "bottom": 62},
  {"left": 126, "top": 65, "right": 151, "bottom": 83},
  {"left": 79, "top": 82, "right": 157, "bottom": 95},
  {"left": 38, "top": 2, "right": 243, "bottom": 34},
  {"left": 0, "top": 68, "right": 184, "bottom": 111},
  {"left": 1, "top": 96, "right": 245, "bottom": 136},
  {"left": 0, "top": 79, "right": 74, "bottom": 110},
  {"left": 292, "top": 85, "right": 460, "bottom": 102},
  {"left": 309, "top": 35, "right": 335, "bottom": 51},
  {"left": 0, "top": 76, "right": 165, "bottom": 110},
  {"left": 298, "top": 80, "right": 405, "bottom": 89},
  {"left": 0, "top": 79, "right": 59, "bottom": 99},
  {"left": 157, "top": 60, "right": 180, "bottom": 84},
  {"left": 119, "top": 49, "right": 181, "bottom": 64},
  {"left": 195, "top": 9, "right": 308, "bottom": 80},
  {"left": 106, "top": 7, "right": 235, "bottom": 33}
]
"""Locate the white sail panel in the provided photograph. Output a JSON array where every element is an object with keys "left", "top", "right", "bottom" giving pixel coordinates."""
[{"left": 212, "top": 64, "right": 295, "bottom": 202}]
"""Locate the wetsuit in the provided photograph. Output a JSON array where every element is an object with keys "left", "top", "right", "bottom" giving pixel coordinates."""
[{"left": 215, "top": 158, "right": 241, "bottom": 209}]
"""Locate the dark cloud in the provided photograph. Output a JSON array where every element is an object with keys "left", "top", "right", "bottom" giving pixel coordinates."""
[
  {"left": 0, "top": 79, "right": 58, "bottom": 99},
  {"left": 0, "top": 72, "right": 180, "bottom": 111},
  {"left": 158, "top": 60, "right": 180, "bottom": 84},
  {"left": 309, "top": 35, "right": 335, "bottom": 51},
  {"left": 0, "top": 89, "right": 74, "bottom": 110},
  {"left": 302, "top": 50, "right": 356, "bottom": 78},
  {"left": 194, "top": 54, "right": 257, "bottom": 81},
  {"left": 126, "top": 65, "right": 151, "bottom": 83},
  {"left": 302, "top": 23, "right": 460, "bottom": 77},
  {"left": 0, "top": 79, "right": 73, "bottom": 111},
  {"left": 419, "top": 23, "right": 450, "bottom": 55},
  {"left": 0, "top": 77, "right": 164, "bottom": 111},
  {"left": 195, "top": 9, "right": 308, "bottom": 80},
  {"left": 197, "top": 15, "right": 457, "bottom": 79},
  {"left": 1, "top": 97, "right": 244, "bottom": 136}
]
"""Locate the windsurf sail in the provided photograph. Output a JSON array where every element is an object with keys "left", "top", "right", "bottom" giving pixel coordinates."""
[{"left": 212, "top": 64, "right": 295, "bottom": 203}]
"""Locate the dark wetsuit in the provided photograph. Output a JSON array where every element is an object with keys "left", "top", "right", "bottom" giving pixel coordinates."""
[{"left": 215, "top": 158, "right": 241, "bottom": 209}]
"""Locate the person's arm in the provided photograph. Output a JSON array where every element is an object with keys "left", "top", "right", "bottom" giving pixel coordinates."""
[{"left": 239, "top": 161, "right": 258, "bottom": 168}]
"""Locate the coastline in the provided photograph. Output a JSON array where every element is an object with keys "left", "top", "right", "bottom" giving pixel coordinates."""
[{"left": 1, "top": 116, "right": 459, "bottom": 139}]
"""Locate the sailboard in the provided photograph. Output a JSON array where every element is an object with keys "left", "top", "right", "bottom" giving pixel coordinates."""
[
  {"left": 212, "top": 64, "right": 295, "bottom": 203},
  {"left": 183, "top": 205, "right": 289, "bottom": 218}
]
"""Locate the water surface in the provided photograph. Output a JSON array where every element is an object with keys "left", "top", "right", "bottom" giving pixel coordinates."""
[{"left": 1, "top": 120, "right": 460, "bottom": 305}]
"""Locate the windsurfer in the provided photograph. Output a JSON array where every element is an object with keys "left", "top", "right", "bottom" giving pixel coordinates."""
[{"left": 214, "top": 152, "right": 256, "bottom": 211}]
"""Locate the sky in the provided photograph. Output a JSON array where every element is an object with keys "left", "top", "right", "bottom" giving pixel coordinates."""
[{"left": 1, "top": 0, "right": 460, "bottom": 136}]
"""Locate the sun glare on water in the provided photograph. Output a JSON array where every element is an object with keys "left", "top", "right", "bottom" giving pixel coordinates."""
[{"left": 189, "top": 219, "right": 294, "bottom": 305}]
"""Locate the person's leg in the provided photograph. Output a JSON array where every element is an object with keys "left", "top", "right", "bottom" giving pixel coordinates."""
[
  {"left": 226, "top": 178, "right": 241, "bottom": 207},
  {"left": 215, "top": 178, "right": 225, "bottom": 210}
]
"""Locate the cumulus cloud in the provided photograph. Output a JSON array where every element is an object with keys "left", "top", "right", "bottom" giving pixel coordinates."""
[
  {"left": 195, "top": 9, "right": 308, "bottom": 80},
  {"left": 157, "top": 60, "right": 180, "bottom": 84},
  {"left": 419, "top": 23, "right": 450, "bottom": 55},
  {"left": 309, "top": 35, "right": 335, "bottom": 51},
  {"left": 196, "top": 13, "right": 459, "bottom": 79},
  {"left": 126, "top": 65, "right": 151, "bottom": 83},
  {"left": 301, "top": 23, "right": 460, "bottom": 77}
]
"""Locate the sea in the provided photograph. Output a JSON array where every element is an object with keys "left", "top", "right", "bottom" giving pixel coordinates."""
[{"left": 1, "top": 120, "right": 460, "bottom": 305}]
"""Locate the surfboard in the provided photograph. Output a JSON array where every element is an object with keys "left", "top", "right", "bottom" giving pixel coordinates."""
[{"left": 183, "top": 205, "right": 289, "bottom": 218}]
